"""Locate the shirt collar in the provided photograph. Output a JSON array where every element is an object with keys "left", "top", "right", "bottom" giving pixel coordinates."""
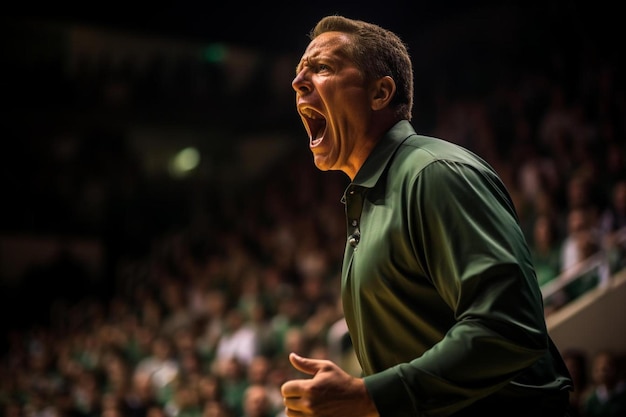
[{"left": 352, "top": 120, "right": 417, "bottom": 189}]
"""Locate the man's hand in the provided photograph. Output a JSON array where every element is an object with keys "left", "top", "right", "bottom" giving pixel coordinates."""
[{"left": 281, "top": 352, "right": 379, "bottom": 417}]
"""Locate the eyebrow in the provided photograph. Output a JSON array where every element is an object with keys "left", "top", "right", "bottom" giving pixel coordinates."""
[
  {"left": 295, "top": 57, "right": 313, "bottom": 75},
  {"left": 295, "top": 59, "right": 305, "bottom": 75}
]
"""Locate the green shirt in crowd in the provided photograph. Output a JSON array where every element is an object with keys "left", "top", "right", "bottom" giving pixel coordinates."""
[{"left": 341, "top": 121, "right": 572, "bottom": 416}]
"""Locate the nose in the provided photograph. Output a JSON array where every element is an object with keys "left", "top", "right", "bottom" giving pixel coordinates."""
[{"left": 292, "top": 71, "right": 311, "bottom": 95}]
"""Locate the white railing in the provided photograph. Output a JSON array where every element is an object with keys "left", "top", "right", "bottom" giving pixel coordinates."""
[{"left": 541, "top": 226, "right": 626, "bottom": 303}]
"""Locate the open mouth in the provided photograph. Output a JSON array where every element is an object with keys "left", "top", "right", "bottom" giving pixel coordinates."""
[{"left": 300, "top": 107, "right": 327, "bottom": 146}]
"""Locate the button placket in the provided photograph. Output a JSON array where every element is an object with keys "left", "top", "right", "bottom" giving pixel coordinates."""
[{"left": 346, "top": 187, "right": 363, "bottom": 249}]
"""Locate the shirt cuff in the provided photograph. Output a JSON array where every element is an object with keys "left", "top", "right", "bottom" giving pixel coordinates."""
[{"left": 364, "top": 366, "right": 417, "bottom": 417}]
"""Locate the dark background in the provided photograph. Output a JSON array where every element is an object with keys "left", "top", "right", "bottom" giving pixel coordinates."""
[{"left": 6, "top": 1, "right": 618, "bottom": 56}]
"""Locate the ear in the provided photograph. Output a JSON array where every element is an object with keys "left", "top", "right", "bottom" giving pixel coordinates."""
[{"left": 371, "top": 76, "right": 396, "bottom": 111}]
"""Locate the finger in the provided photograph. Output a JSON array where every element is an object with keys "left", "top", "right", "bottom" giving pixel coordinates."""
[
  {"left": 283, "top": 397, "right": 310, "bottom": 415},
  {"left": 283, "top": 396, "right": 302, "bottom": 409},
  {"left": 288, "top": 352, "right": 324, "bottom": 376},
  {"left": 281, "top": 380, "right": 304, "bottom": 398},
  {"left": 284, "top": 407, "right": 306, "bottom": 417}
]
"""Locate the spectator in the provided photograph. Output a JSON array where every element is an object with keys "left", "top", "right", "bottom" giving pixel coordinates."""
[
  {"left": 599, "top": 179, "right": 626, "bottom": 272},
  {"left": 121, "top": 370, "right": 159, "bottom": 417},
  {"left": 245, "top": 355, "right": 283, "bottom": 414},
  {"left": 214, "top": 308, "right": 259, "bottom": 368},
  {"left": 215, "top": 357, "right": 248, "bottom": 417},
  {"left": 562, "top": 349, "right": 590, "bottom": 417},
  {"left": 240, "top": 384, "right": 275, "bottom": 417},
  {"left": 134, "top": 334, "right": 180, "bottom": 405},
  {"left": 582, "top": 350, "right": 626, "bottom": 417},
  {"left": 202, "top": 400, "right": 232, "bottom": 417},
  {"left": 196, "top": 289, "right": 229, "bottom": 364},
  {"left": 530, "top": 214, "right": 563, "bottom": 288},
  {"left": 196, "top": 373, "right": 222, "bottom": 405},
  {"left": 160, "top": 280, "right": 196, "bottom": 339},
  {"left": 163, "top": 381, "right": 202, "bottom": 417},
  {"left": 560, "top": 207, "right": 599, "bottom": 273}
]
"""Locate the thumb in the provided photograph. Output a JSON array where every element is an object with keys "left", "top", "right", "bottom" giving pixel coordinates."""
[{"left": 288, "top": 352, "right": 325, "bottom": 376}]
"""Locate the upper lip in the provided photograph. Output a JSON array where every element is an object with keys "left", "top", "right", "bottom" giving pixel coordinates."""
[{"left": 298, "top": 104, "right": 324, "bottom": 120}]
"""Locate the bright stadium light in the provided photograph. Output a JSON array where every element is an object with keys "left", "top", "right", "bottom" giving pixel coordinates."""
[{"left": 169, "top": 146, "right": 200, "bottom": 177}]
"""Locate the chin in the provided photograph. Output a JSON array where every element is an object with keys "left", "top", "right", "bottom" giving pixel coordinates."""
[{"left": 312, "top": 154, "right": 333, "bottom": 172}]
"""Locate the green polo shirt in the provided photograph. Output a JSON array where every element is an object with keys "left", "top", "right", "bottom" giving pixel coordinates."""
[{"left": 341, "top": 121, "right": 572, "bottom": 416}]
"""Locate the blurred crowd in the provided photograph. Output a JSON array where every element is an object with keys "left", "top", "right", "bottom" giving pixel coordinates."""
[{"left": 2, "top": 11, "right": 626, "bottom": 417}]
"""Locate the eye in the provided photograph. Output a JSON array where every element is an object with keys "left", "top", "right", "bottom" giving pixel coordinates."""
[{"left": 316, "top": 63, "right": 331, "bottom": 73}]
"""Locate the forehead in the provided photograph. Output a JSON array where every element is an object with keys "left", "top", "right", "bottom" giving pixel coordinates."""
[{"left": 302, "top": 31, "right": 352, "bottom": 59}]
